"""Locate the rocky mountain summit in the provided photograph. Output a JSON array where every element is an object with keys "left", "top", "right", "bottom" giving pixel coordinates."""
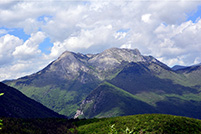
[
  {"left": 47, "top": 47, "right": 159, "bottom": 80},
  {"left": 5, "top": 48, "right": 201, "bottom": 119}
]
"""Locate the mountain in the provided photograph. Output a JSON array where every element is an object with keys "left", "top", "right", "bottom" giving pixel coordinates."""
[
  {"left": 5, "top": 48, "right": 161, "bottom": 117},
  {"left": 174, "top": 63, "right": 201, "bottom": 87},
  {"left": 172, "top": 65, "right": 188, "bottom": 71},
  {"left": 172, "top": 63, "right": 201, "bottom": 72},
  {"left": 4, "top": 48, "right": 201, "bottom": 119},
  {"left": 76, "top": 62, "right": 201, "bottom": 119},
  {"left": 0, "top": 82, "right": 65, "bottom": 118}
]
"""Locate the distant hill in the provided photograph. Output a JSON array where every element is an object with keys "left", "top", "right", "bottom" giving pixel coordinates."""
[
  {"left": 172, "top": 65, "right": 188, "bottom": 71},
  {"left": 4, "top": 48, "right": 201, "bottom": 119},
  {"left": 0, "top": 82, "right": 65, "bottom": 118},
  {"left": 172, "top": 63, "right": 201, "bottom": 71}
]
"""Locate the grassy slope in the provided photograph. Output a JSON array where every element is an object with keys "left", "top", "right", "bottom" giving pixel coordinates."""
[
  {"left": 177, "top": 66, "right": 201, "bottom": 88},
  {"left": 80, "top": 82, "right": 157, "bottom": 118},
  {"left": 6, "top": 77, "right": 99, "bottom": 117},
  {"left": 76, "top": 114, "right": 201, "bottom": 134}
]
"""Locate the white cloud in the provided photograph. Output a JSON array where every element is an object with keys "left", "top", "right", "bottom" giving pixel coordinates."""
[
  {"left": 0, "top": 32, "right": 49, "bottom": 81},
  {"left": 13, "top": 31, "right": 46, "bottom": 60},
  {"left": 49, "top": 24, "right": 115, "bottom": 58},
  {"left": 0, "top": 34, "right": 23, "bottom": 65},
  {"left": 0, "top": 59, "right": 50, "bottom": 81},
  {"left": 151, "top": 19, "right": 201, "bottom": 66},
  {"left": 120, "top": 43, "right": 132, "bottom": 49},
  {"left": 141, "top": 14, "right": 152, "bottom": 23},
  {"left": 1, "top": 0, "right": 201, "bottom": 80}
]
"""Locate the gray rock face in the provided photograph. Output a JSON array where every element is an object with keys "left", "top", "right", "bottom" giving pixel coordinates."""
[
  {"left": 46, "top": 47, "right": 157, "bottom": 82},
  {"left": 47, "top": 51, "right": 90, "bottom": 80},
  {"left": 88, "top": 48, "right": 145, "bottom": 71}
]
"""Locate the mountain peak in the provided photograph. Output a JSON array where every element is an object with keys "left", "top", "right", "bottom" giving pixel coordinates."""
[
  {"left": 55, "top": 47, "right": 157, "bottom": 74},
  {"left": 57, "top": 50, "right": 76, "bottom": 60},
  {"left": 88, "top": 48, "right": 146, "bottom": 70},
  {"left": 57, "top": 48, "right": 142, "bottom": 62}
]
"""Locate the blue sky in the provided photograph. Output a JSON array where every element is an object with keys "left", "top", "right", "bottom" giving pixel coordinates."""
[
  {"left": 1, "top": 28, "right": 30, "bottom": 41},
  {"left": 1, "top": 0, "right": 201, "bottom": 81},
  {"left": 38, "top": 37, "right": 53, "bottom": 54},
  {"left": 187, "top": 5, "right": 201, "bottom": 22}
]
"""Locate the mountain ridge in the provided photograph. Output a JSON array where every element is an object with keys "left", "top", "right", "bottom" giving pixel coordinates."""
[
  {"left": 77, "top": 61, "right": 201, "bottom": 119},
  {"left": 5, "top": 48, "right": 160, "bottom": 117},
  {"left": 4, "top": 47, "right": 201, "bottom": 119}
]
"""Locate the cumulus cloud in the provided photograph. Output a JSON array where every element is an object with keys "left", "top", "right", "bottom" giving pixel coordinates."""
[
  {"left": 0, "top": 32, "right": 49, "bottom": 81},
  {"left": 49, "top": 24, "right": 115, "bottom": 57},
  {"left": 0, "top": 34, "right": 23, "bottom": 65},
  {"left": 13, "top": 31, "right": 46, "bottom": 60},
  {"left": 0, "top": 59, "right": 49, "bottom": 81},
  {"left": 151, "top": 19, "right": 201, "bottom": 66},
  {"left": 1, "top": 0, "right": 201, "bottom": 80}
]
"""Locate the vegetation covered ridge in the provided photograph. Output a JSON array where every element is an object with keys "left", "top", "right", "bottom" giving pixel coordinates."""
[
  {"left": 75, "top": 114, "right": 201, "bottom": 134},
  {"left": 0, "top": 114, "right": 201, "bottom": 133}
]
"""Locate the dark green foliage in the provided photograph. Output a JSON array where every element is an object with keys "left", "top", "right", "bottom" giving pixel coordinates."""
[
  {"left": 0, "top": 118, "right": 76, "bottom": 134},
  {"left": 0, "top": 82, "right": 64, "bottom": 118},
  {"left": 76, "top": 114, "right": 201, "bottom": 134},
  {"left": 0, "top": 114, "right": 201, "bottom": 134},
  {"left": 0, "top": 93, "right": 3, "bottom": 130},
  {"left": 0, "top": 119, "right": 2, "bottom": 130}
]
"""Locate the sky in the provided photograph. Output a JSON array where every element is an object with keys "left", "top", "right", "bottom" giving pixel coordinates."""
[{"left": 1, "top": 0, "right": 201, "bottom": 81}]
